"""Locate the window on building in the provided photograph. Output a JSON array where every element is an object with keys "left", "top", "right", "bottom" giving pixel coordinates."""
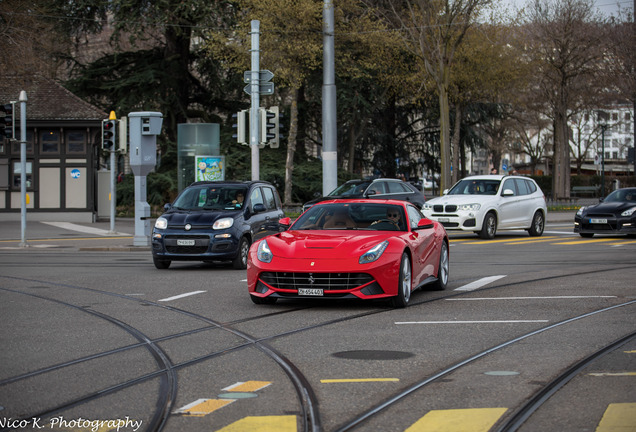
[
  {"left": 11, "top": 130, "right": 34, "bottom": 155},
  {"left": 41, "top": 130, "right": 60, "bottom": 154},
  {"left": 66, "top": 131, "right": 87, "bottom": 154},
  {"left": 12, "top": 161, "right": 33, "bottom": 189}
]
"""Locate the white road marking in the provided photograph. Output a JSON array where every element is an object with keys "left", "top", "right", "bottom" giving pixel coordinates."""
[
  {"left": 454, "top": 275, "right": 506, "bottom": 291},
  {"left": 395, "top": 320, "right": 549, "bottom": 325},
  {"left": 447, "top": 296, "right": 617, "bottom": 301},
  {"left": 41, "top": 221, "right": 131, "bottom": 236},
  {"left": 158, "top": 290, "right": 207, "bottom": 302}
]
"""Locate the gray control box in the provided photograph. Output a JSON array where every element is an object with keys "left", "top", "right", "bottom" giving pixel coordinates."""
[{"left": 129, "top": 112, "right": 163, "bottom": 176}]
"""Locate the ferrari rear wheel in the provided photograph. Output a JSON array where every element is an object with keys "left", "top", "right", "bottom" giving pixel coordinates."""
[
  {"left": 391, "top": 253, "right": 412, "bottom": 308},
  {"left": 431, "top": 241, "right": 449, "bottom": 291}
]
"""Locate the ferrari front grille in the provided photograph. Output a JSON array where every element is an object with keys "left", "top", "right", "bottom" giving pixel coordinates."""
[{"left": 260, "top": 272, "right": 373, "bottom": 291}]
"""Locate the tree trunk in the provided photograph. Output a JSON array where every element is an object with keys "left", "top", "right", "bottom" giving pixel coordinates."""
[
  {"left": 284, "top": 89, "right": 299, "bottom": 205},
  {"left": 451, "top": 104, "right": 462, "bottom": 183}
]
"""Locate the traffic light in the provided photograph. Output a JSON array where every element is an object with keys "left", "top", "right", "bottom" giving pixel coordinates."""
[
  {"left": 0, "top": 103, "right": 14, "bottom": 140},
  {"left": 232, "top": 109, "right": 249, "bottom": 145},
  {"left": 102, "top": 119, "right": 116, "bottom": 150},
  {"left": 260, "top": 106, "right": 279, "bottom": 148}
]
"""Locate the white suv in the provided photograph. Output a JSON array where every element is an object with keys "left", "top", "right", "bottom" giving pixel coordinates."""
[{"left": 422, "top": 175, "right": 547, "bottom": 239}]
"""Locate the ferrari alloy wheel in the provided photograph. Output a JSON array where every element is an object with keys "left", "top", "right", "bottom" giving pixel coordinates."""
[
  {"left": 528, "top": 211, "right": 545, "bottom": 237},
  {"left": 431, "top": 241, "right": 449, "bottom": 291},
  {"left": 479, "top": 212, "right": 497, "bottom": 239},
  {"left": 233, "top": 237, "right": 250, "bottom": 269},
  {"left": 391, "top": 253, "right": 412, "bottom": 308}
]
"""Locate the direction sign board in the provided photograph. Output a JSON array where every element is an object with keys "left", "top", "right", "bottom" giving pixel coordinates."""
[
  {"left": 243, "top": 82, "right": 275, "bottom": 95},
  {"left": 243, "top": 70, "right": 274, "bottom": 83}
]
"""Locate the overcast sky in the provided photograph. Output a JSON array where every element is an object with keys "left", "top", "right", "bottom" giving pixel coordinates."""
[{"left": 507, "top": 0, "right": 633, "bottom": 17}]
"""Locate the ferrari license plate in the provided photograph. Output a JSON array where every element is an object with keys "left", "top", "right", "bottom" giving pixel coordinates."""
[
  {"left": 298, "top": 288, "right": 324, "bottom": 296},
  {"left": 590, "top": 218, "right": 607, "bottom": 224},
  {"left": 177, "top": 239, "right": 196, "bottom": 246}
]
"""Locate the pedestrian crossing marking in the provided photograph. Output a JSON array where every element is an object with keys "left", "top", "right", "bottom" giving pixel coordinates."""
[
  {"left": 216, "top": 415, "right": 296, "bottom": 432},
  {"left": 405, "top": 407, "right": 507, "bottom": 432},
  {"left": 174, "top": 398, "right": 234, "bottom": 416},
  {"left": 223, "top": 380, "right": 272, "bottom": 392},
  {"left": 596, "top": 403, "right": 636, "bottom": 432},
  {"left": 451, "top": 236, "right": 635, "bottom": 246}
]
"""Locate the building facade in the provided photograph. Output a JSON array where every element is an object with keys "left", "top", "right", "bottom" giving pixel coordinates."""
[{"left": 0, "top": 75, "right": 106, "bottom": 222}]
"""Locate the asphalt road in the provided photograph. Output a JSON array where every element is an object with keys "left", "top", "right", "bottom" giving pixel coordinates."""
[{"left": 0, "top": 212, "right": 634, "bottom": 432}]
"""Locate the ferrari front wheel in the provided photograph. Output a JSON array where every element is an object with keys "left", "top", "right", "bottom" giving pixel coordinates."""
[
  {"left": 430, "top": 241, "right": 449, "bottom": 291},
  {"left": 391, "top": 253, "right": 412, "bottom": 308}
]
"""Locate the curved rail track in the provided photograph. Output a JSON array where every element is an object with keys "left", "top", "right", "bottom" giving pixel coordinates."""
[{"left": 1, "top": 262, "right": 634, "bottom": 432}]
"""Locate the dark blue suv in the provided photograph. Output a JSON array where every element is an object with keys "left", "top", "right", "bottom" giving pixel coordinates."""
[{"left": 151, "top": 181, "right": 284, "bottom": 269}]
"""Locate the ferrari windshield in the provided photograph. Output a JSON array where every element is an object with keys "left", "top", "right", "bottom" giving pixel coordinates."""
[
  {"left": 327, "top": 181, "right": 371, "bottom": 197},
  {"left": 604, "top": 188, "right": 636, "bottom": 203},
  {"left": 172, "top": 185, "right": 248, "bottom": 210},
  {"left": 447, "top": 179, "right": 500, "bottom": 195},
  {"left": 293, "top": 202, "right": 407, "bottom": 231}
]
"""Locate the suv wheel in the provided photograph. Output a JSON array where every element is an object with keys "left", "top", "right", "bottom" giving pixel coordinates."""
[
  {"left": 528, "top": 211, "right": 545, "bottom": 237},
  {"left": 153, "top": 257, "right": 171, "bottom": 269},
  {"left": 233, "top": 237, "right": 250, "bottom": 269},
  {"left": 479, "top": 212, "right": 497, "bottom": 239}
]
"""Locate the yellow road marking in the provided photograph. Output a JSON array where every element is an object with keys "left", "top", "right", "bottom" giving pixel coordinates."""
[
  {"left": 553, "top": 238, "right": 622, "bottom": 245},
  {"left": 216, "top": 415, "right": 296, "bottom": 432},
  {"left": 465, "top": 236, "right": 559, "bottom": 245},
  {"left": 624, "top": 350, "right": 636, "bottom": 354},
  {"left": 320, "top": 378, "right": 400, "bottom": 383},
  {"left": 174, "top": 398, "right": 234, "bottom": 416},
  {"left": 405, "top": 408, "right": 508, "bottom": 432},
  {"left": 596, "top": 403, "right": 636, "bottom": 432},
  {"left": 223, "top": 380, "right": 272, "bottom": 392},
  {"left": 589, "top": 372, "right": 636, "bottom": 377}
]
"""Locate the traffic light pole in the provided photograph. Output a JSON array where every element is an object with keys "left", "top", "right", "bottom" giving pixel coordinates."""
[
  {"left": 19, "top": 91, "right": 27, "bottom": 247},
  {"left": 108, "top": 111, "right": 117, "bottom": 234},
  {"left": 250, "top": 20, "right": 261, "bottom": 181}
]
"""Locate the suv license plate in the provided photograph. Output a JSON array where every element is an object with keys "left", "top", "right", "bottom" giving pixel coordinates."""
[
  {"left": 438, "top": 217, "right": 450, "bottom": 222},
  {"left": 298, "top": 288, "right": 323, "bottom": 296},
  {"left": 590, "top": 218, "right": 607, "bottom": 224},
  {"left": 177, "top": 239, "right": 196, "bottom": 246}
]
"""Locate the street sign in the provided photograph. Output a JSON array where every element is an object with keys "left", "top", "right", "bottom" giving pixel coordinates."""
[
  {"left": 243, "top": 82, "right": 274, "bottom": 95},
  {"left": 243, "top": 70, "right": 274, "bottom": 83}
]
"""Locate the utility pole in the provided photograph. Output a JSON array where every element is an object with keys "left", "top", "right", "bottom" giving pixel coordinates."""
[
  {"left": 322, "top": 0, "right": 338, "bottom": 195},
  {"left": 250, "top": 20, "right": 261, "bottom": 181}
]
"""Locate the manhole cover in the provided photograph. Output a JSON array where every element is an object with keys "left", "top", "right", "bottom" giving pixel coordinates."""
[{"left": 332, "top": 350, "right": 414, "bottom": 360}]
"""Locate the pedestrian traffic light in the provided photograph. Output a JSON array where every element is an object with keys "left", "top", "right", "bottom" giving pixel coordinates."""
[
  {"left": 0, "top": 103, "right": 14, "bottom": 140},
  {"left": 102, "top": 119, "right": 116, "bottom": 150},
  {"left": 260, "top": 106, "right": 279, "bottom": 148},
  {"left": 232, "top": 109, "right": 249, "bottom": 145}
]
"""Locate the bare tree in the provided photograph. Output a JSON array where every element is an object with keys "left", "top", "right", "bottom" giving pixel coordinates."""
[
  {"left": 523, "top": 0, "right": 607, "bottom": 199},
  {"left": 368, "top": 0, "right": 492, "bottom": 193}
]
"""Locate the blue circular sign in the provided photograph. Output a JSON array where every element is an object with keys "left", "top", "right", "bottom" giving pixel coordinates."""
[{"left": 70, "top": 169, "right": 81, "bottom": 179}]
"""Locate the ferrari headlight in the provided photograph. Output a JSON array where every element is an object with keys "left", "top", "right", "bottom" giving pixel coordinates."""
[
  {"left": 213, "top": 217, "right": 234, "bottom": 230},
  {"left": 154, "top": 217, "right": 168, "bottom": 230},
  {"left": 576, "top": 206, "right": 587, "bottom": 216},
  {"left": 621, "top": 207, "right": 636, "bottom": 217},
  {"left": 257, "top": 239, "right": 273, "bottom": 263},
  {"left": 458, "top": 203, "right": 480, "bottom": 211},
  {"left": 359, "top": 240, "right": 389, "bottom": 264}
]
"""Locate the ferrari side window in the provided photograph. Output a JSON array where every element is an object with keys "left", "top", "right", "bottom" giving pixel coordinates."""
[{"left": 407, "top": 205, "right": 423, "bottom": 229}]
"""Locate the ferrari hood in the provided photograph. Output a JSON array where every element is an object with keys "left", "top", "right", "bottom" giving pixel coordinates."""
[{"left": 265, "top": 231, "right": 395, "bottom": 259}]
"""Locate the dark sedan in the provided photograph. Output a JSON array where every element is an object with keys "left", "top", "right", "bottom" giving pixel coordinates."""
[
  {"left": 302, "top": 178, "right": 425, "bottom": 212},
  {"left": 574, "top": 187, "right": 636, "bottom": 238}
]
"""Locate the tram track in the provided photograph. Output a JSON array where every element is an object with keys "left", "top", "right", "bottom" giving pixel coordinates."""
[{"left": 1, "top": 262, "right": 634, "bottom": 432}]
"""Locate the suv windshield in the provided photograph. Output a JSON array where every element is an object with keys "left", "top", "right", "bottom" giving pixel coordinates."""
[
  {"left": 448, "top": 179, "right": 500, "bottom": 196},
  {"left": 328, "top": 181, "right": 371, "bottom": 197},
  {"left": 172, "top": 185, "right": 248, "bottom": 210}
]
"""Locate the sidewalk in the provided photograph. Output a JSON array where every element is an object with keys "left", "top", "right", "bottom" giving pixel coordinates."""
[{"left": 0, "top": 218, "right": 150, "bottom": 251}]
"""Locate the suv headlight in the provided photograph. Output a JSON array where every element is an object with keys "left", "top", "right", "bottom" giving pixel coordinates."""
[
  {"left": 213, "top": 217, "right": 234, "bottom": 230},
  {"left": 257, "top": 239, "right": 273, "bottom": 263},
  {"left": 458, "top": 203, "right": 480, "bottom": 211},
  {"left": 621, "top": 207, "right": 636, "bottom": 217},
  {"left": 422, "top": 203, "right": 433, "bottom": 211},
  {"left": 359, "top": 240, "right": 389, "bottom": 264},
  {"left": 154, "top": 217, "right": 168, "bottom": 230}
]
